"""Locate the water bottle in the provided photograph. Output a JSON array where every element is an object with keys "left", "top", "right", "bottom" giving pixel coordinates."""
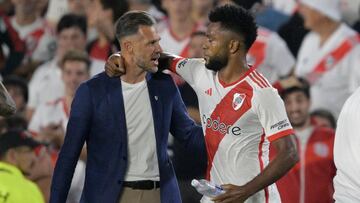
[{"left": 191, "top": 179, "right": 225, "bottom": 198}]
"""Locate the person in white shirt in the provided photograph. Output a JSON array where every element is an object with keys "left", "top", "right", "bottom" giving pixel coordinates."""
[
  {"left": 10, "top": 0, "right": 55, "bottom": 63},
  {"left": 106, "top": 5, "right": 299, "bottom": 203},
  {"left": 295, "top": 0, "right": 360, "bottom": 118},
  {"left": 333, "top": 86, "right": 360, "bottom": 202},
  {"left": 26, "top": 14, "right": 104, "bottom": 121},
  {"left": 29, "top": 50, "right": 90, "bottom": 203}
]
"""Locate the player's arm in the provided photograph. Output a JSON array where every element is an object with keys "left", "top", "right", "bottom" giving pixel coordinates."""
[
  {"left": 104, "top": 52, "right": 177, "bottom": 77},
  {"left": 105, "top": 52, "right": 178, "bottom": 77},
  {"left": 213, "top": 135, "right": 298, "bottom": 203},
  {"left": 0, "top": 81, "right": 16, "bottom": 116}
]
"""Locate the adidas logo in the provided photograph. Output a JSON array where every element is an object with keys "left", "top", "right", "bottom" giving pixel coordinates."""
[{"left": 205, "top": 88, "right": 212, "bottom": 96}]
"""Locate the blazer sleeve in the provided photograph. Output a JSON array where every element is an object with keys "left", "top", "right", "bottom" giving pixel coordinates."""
[
  {"left": 169, "top": 86, "right": 206, "bottom": 155},
  {"left": 50, "top": 83, "right": 92, "bottom": 203}
]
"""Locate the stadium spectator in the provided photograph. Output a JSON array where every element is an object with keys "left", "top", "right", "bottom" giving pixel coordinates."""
[
  {"left": 26, "top": 14, "right": 104, "bottom": 121},
  {"left": 295, "top": 0, "right": 360, "bottom": 118},
  {"left": 271, "top": 76, "right": 336, "bottom": 203},
  {"left": 310, "top": 109, "right": 336, "bottom": 129},
  {"left": 29, "top": 50, "right": 90, "bottom": 203},
  {"left": 0, "top": 130, "right": 45, "bottom": 203}
]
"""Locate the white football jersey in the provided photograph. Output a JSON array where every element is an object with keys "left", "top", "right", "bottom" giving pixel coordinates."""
[
  {"left": 170, "top": 58, "right": 293, "bottom": 203},
  {"left": 28, "top": 97, "right": 69, "bottom": 133}
]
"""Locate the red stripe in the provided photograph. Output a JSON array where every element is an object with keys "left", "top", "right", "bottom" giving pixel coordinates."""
[
  {"left": 248, "top": 40, "right": 266, "bottom": 69},
  {"left": 3, "top": 16, "right": 25, "bottom": 52},
  {"left": 253, "top": 71, "right": 269, "bottom": 87},
  {"left": 61, "top": 98, "right": 70, "bottom": 118},
  {"left": 205, "top": 81, "right": 254, "bottom": 179},
  {"left": 249, "top": 73, "right": 265, "bottom": 88},
  {"left": 267, "top": 129, "right": 294, "bottom": 142},
  {"left": 252, "top": 72, "right": 268, "bottom": 88},
  {"left": 169, "top": 57, "right": 183, "bottom": 73},
  {"left": 306, "top": 34, "right": 360, "bottom": 84},
  {"left": 258, "top": 132, "right": 269, "bottom": 203},
  {"left": 254, "top": 71, "right": 271, "bottom": 87}
]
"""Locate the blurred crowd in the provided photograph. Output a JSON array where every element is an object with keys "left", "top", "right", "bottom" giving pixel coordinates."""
[{"left": 0, "top": 0, "right": 359, "bottom": 202}]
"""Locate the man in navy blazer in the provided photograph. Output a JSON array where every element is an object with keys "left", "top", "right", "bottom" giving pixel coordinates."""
[{"left": 50, "top": 11, "right": 205, "bottom": 203}]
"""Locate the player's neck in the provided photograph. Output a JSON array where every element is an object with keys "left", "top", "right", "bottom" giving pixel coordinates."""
[{"left": 218, "top": 57, "right": 249, "bottom": 84}]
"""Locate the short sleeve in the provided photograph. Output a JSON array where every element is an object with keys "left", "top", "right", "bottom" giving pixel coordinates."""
[
  {"left": 253, "top": 87, "right": 294, "bottom": 142},
  {"left": 169, "top": 57, "right": 207, "bottom": 87}
]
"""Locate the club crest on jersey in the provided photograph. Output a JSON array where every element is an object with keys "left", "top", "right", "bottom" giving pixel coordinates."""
[{"left": 232, "top": 93, "right": 246, "bottom": 111}]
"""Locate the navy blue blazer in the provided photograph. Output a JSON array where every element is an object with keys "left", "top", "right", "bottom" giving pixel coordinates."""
[{"left": 50, "top": 72, "right": 205, "bottom": 203}]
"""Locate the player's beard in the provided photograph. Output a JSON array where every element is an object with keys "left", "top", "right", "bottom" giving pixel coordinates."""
[{"left": 205, "top": 55, "right": 228, "bottom": 72}]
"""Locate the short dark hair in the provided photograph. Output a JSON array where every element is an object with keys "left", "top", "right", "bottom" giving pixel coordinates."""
[
  {"left": 3, "top": 75, "right": 28, "bottom": 103},
  {"left": 229, "top": 0, "right": 261, "bottom": 10},
  {"left": 114, "top": 10, "right": 156, "bottom": 42},
  {"left": 209, "top": 5, "right": 257, "bottom": 51},
  {"left": 57, "top": 14, "right": 87, "bottom": 35},
  {"left": 310, "top": 109, "right": 336, "bottom": 129},
  {"left": 280, "top": 77, "right": 311, "bottom": 99},
  {"left": 60, "top": 50, "right": 91, "bottom": 71}
]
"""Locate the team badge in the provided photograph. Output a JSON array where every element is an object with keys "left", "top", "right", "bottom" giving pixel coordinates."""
[
  {"left": 313, "top": 142, "right": 329, "bottom": 157},
  {"left": 325, "top": 56, "right": 334, "bottom": 69},
  {"left": 232, "top": 93, "right": 246, "bottom": 111}
]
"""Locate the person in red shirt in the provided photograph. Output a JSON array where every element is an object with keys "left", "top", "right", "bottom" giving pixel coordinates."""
[{"left": 271, "top": 76, "right": 336, "bottom": 203}]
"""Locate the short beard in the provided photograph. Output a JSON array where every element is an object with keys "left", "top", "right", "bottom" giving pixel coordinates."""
[{"left": 205, "top": 56, "right": 228, "bottom": 72}]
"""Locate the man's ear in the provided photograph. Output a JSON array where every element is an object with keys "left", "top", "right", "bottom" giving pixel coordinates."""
[
  {"left": 122, "top": 40, "right": 134, "bottom": 54},
  {"left": 229, "top": 40, "right": 241, "bottom": 54}
]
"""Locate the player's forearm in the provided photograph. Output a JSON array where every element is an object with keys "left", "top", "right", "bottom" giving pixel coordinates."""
[
  {"left": 0, "top": 81, "right": 16, "bottom": 116},
  {"left": 158, "top": 52, "right": 179, "bottom": 72},
  {"left": 242, "top": 135, "right": 298, "bottom": 197}
]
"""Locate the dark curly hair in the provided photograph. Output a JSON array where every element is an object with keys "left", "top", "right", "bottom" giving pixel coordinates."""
[{"left": 209, "top": 4, "right": 258, "bottom": 51}]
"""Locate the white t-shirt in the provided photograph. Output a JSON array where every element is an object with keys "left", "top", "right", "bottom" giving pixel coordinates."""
[
  {"left": 157, "top": 19, "right": 205, "bottom": 57},
  {"left": 333, "top": 87, "right": 360, "bottom": 203},
  {"left": 121, "top": 80, "right": 160, "bottom": 181},
  {"left": 27, "top": 97, "right": 85, "bottom": 203},
  {"left": 28, "top": 58, "right": 104, "bottom": 110},
  {"left": 10, "top": 17, "right": 56, "bottom": 62},
  {"left": 295, "top": 23, "right": 360, "bottom": 118},
  {"left": 170, "top": 58, "right": 293, "bottom": 203},
  {"left": 247, "top": 27, "right": 295, "bottom": 84},
  {"left": 28, "top": 98, "right": 69, "bottom": 132}
]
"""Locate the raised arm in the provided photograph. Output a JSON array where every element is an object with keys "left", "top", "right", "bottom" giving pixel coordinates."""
[
  {"left": 0, "top": 81, "right": 16, "bottom": 116},
  {"left": 105, "top": 52, "right": 177, "bottom": 77}
]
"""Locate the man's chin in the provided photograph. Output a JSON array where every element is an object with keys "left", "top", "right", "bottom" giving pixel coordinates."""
[{"left": 148, "top": 66, "right": 158, "bottom": 73}]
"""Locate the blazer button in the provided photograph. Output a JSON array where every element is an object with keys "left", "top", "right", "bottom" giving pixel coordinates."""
[
  {"left": 117, "top": 180, "right": 122, "bottom": 184},
  {"left": 122, "top": 156, "right": 127, "bottom": 161}
]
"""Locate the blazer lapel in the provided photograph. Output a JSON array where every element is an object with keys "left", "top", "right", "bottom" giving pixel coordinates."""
[{"left": 146, "top": 73, "right": 163, "bottom": 139}]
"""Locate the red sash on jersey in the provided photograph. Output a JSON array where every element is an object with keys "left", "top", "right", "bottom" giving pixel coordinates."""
[
  {"left": 205, "top": 81, "right": 254, "bottom": 180},
  {"left": 306, "top": 34, "right": 360, "bottom": 84},
  {"left": 25, "top": 28, "right": 45, "bottom": 58},
  {"left": 248, "top": 40, "right": 266, "bottom": 70}
]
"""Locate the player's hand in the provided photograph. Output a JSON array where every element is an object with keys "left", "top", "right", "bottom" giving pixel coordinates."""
[
  {"left": 212, "top": 184, "right": 250, "bottom": 203},
  {"left": 105, "top": 52, "right": 125, "bottom": 77}
]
